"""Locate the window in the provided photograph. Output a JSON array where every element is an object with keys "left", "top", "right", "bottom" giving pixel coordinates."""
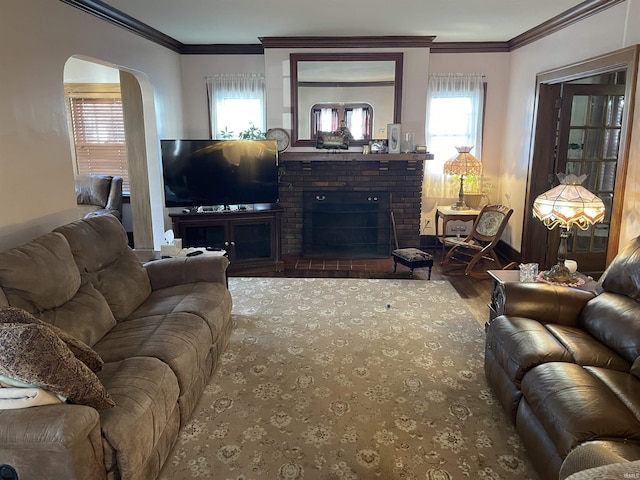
[
  {"left": 206, "top": 74, "right": 265, "bottom": 139},
  {"left": 425, "top": 74, "right": 485, "bottom": 173},
  {"left": 65, "top": 83, "right": 130, "bottom": 192},
  {"left": 311, "top": 103, "right": 373, "bottom": 139}
]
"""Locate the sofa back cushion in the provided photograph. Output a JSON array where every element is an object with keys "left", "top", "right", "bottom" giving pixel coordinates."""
[
  {"left": 0, "top": 231, "right": 117, "bottom": 346},
  {"left": 582, "top": 292, "right": 640, "bottom": 364},
  {"left": 0, "top": 232, "right": 81, "bottom": 311},
  {"left": 54, "top": 215, "right": 151, "bottom": 321},
  {"left": 599, "top": 234, "right": 640, "bottom": 301}
]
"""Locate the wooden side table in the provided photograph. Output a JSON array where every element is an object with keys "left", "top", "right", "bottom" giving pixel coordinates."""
[
  {"left": 434, "top": 207, "right": 481, "bottom": 255},
  {"left": 486, "top": 269, "right": 599, "bottom": 327}
]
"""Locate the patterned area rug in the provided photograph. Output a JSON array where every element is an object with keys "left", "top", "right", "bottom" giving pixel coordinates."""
[{"left": 159, "top": 278, "right": 538, "bottom": 479}]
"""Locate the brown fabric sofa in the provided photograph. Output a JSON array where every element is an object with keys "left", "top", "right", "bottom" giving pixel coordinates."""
[
  {"left": 485, "top": 234, "right": 640, "bottom": 480},
  {"left": 0, "top": 214, "right": 233, "bottom": 480}
]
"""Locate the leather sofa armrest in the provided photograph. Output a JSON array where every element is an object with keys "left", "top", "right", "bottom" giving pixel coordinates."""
[
  {"left": 144, "top": 255, "right": 230, "bottom": 291},
  {"left": 502, "top": 282, "right": 596, "bottom": 326},
  {"left": 0, "top": 404, "right": 106, "bottom": 479}
]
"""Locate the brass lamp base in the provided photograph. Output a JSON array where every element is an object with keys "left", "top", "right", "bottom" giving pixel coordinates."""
[{"left": 541, "top": 262, "right": 576, "bottom": 284}]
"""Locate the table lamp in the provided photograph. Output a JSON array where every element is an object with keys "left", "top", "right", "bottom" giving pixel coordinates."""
[
  {"left": 532, "top": 173, "right": 605, "bottom": 283},
  {"left": 443, "top": 146, "right": 483, "bottom": 210}
]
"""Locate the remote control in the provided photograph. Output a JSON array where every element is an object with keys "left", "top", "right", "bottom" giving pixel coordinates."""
[{"left": 186, "top": 250, "right": 203, "bottom": 257}]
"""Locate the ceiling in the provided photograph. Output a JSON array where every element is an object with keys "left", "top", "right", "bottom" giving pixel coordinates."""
[{"left": 97, "top": 0, "right": 590, "bottom": 45}]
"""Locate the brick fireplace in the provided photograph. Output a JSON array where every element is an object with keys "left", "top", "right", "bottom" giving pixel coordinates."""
[{"left": 278, "top": 154, "right": 424, "bottom": 257}]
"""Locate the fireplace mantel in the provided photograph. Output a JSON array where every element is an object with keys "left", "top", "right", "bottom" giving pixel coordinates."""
[{"left": 280, "top": 152, "right": 432, "bottom": 162}]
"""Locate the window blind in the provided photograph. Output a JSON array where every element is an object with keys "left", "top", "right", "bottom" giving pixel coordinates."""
[{"left": 68, "top": 95, "right": 130, "bottom": 192}]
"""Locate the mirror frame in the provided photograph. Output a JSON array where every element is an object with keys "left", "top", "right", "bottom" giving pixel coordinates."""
[{"left": 290, "top": 52, "right": 403, "bottom": 147}]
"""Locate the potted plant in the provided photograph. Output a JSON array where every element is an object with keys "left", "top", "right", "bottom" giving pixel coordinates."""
[{"left": 462, "top": 174, "right": 486, "bottom": 209}]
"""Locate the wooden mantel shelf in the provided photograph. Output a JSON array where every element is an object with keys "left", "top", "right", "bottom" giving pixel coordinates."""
[{"left": 280, "top": 152, "right": 433, "bottom": 162}]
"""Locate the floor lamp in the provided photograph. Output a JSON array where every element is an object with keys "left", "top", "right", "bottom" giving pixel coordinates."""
[
  {"left": 532, "top": 173, "right": 605, "bottom": 284},
  {"left": 443, "top": 146, "right": 482, "bottom": 210}
]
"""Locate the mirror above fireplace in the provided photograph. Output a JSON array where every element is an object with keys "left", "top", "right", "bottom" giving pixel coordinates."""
[{"left": 290, "top": 52, "right": 403, "bottom": 147}]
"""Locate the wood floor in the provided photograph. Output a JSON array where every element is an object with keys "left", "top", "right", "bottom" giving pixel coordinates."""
[{"left": 232, "top": 250, "right": 493, "bottom": 327}]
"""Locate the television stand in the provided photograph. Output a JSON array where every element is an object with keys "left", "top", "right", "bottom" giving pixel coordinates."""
[{"left": 169, "top": 207, "right": 283, "bottom": 274}]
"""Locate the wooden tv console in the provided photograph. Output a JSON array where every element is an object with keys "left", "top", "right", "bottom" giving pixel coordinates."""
[{"left": 169, "top": 207, "right": 283, "bottom": 274}]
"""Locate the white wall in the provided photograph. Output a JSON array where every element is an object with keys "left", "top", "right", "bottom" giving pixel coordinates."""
[
  {"left": 180, "top": 55, "right": 265, "bottom": 138},
  {"left": 0, "top": 1, "right": 184, "bottom": 250}
]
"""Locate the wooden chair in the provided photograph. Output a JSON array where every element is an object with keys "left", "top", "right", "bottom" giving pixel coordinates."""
[{"left": 440, "top": 204, "right": 514, "bottom": 278}]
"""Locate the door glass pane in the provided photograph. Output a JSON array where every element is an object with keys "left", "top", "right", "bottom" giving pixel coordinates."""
[
  {"left": 567, "top": 129, "right": 584, "bottom": 159},
  {"left": 593, "top": 224, "right": 609, "bottom": 252},
  {"left": 587, "top": 96, "right": 606, "bottom": 126},
  {"left": 570, "top": 96, "right": 588, "bottom": 126},
  {"left": 573, "top": 227, "right": 592, "bottom": 253},
  {"left": 584, "top": 129, "right": 603, "bottom": 159},
  {"left": 581, "top": 163, "right": 599, "bottom": 190},
  {"left": 603, "top": 129, "right": 620, "bottom": 159},
  {"left": 598, "top": 162, "right": 617, "bottom": 191},
  {"left": 607, "top": 96, "right": 624, "bottom": 127},
  {"left": 566, "top": 161, "right": 583, "bottom": 176}
]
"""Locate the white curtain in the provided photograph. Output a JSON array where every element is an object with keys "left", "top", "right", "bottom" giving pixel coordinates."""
[
  {"left": 206, "top": 74, "right": 265, "bottom": 139},
  {"left": 423, "top": 74, "right": 485, "bottom": 198}
]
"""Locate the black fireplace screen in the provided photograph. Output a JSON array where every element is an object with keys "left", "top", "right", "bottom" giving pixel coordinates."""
[{"left": 303, "top": 191, "right": 391, "bottom": 258}]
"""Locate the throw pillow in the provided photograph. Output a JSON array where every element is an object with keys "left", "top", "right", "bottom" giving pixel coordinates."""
[
  {"left": 0, "top": 306, "right": 104, "bottom": 373},
  {"left": 0, "top": 323, "right": 115, "bottom": 410}
]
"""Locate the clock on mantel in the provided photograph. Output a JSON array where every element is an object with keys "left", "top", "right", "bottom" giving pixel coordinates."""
[{"left": 266, "top": 128, "right": 290, "bottom": 153}]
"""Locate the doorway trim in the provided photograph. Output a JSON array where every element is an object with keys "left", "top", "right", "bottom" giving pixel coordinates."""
[{"left": 523, "top": 46, "right": 639, "bottom": 268}]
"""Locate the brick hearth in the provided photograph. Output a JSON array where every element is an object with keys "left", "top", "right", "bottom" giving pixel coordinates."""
[{"left": 278, "top": 156, "right": 424, "bottom": 256}]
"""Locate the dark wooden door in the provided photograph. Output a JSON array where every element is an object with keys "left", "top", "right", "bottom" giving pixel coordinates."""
[
  {"left": 522, "top": 82, "right": 625, "bottom": 277},
  {"left": 553, "top": 84, "right": 625, "bottom": 273}
]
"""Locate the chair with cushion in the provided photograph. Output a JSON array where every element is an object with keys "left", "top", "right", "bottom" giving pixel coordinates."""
[
  {"left": 75, "top": 174, "right": 123, "bottom": 221},
  {"left": 440, "top": 204, "right": 513, "bottom": 278}
]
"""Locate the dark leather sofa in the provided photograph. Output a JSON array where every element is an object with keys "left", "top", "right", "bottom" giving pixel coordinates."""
[{"left": 485, "top": 234, "right": 640, "bottom": 479}]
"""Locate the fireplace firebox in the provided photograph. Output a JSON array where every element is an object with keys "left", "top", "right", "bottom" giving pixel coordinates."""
[{"left": 303, "top": 191, "right": 391, "bottom": 258}]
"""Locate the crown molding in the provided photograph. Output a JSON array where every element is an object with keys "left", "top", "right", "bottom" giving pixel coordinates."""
[
  {"left": 60, "top": 0, "right": 183, "bottom": 52},
  {"left": 61, "top": 0, "right": 623, "bottom": 55},
  {"left": 430, "top": 42, "right": 510, "bottom": 54},
  {"left": 181, "top": 44, "right": 264, "bottom": 55},
  {"left": 259, "top": 36, "right": 436, "bottom": 49},
  {"left": 508, "top": 0, "right": 625, "bottom": 50}
]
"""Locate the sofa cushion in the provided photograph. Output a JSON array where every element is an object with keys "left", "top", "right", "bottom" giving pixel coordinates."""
[
  {"left": 129, "top": 282, "right": 233, "bottom": 341},
  {"left": 0, "top": 323, "right": 114, "bottom": 409},
  {"left": 485, "top": 316, "right": 574, "bottom": 384},
  {"left": 0, "top": 306, "right": 104, "bottom": 373},
  {"left": 581, "top": 292, "right": 640, "bottom": 364},
  {"left": 599, "top": 234, "right": 640, "bottom": 301},
  {"left": 521, "top": 362, "right": 640, "bottom": 457},
  {"left": 97, "top": 357, "right": 180, "bottom": 480},
  {"left": 36, "top": 282, "right": 116, "bottom": 348},
  {"left": 0, "top": 232, "right": 81, "bottom": 311},
  {"left": 54, "top": 215, "right": 151, "bottom": 321},
  {"left": 92, "top": 313, "right": 213, "bottom": 395}
]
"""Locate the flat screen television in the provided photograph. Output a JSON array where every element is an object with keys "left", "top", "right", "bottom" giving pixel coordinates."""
[{"left": 161, "top": 139, "right": 279, "bottom": 207}]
